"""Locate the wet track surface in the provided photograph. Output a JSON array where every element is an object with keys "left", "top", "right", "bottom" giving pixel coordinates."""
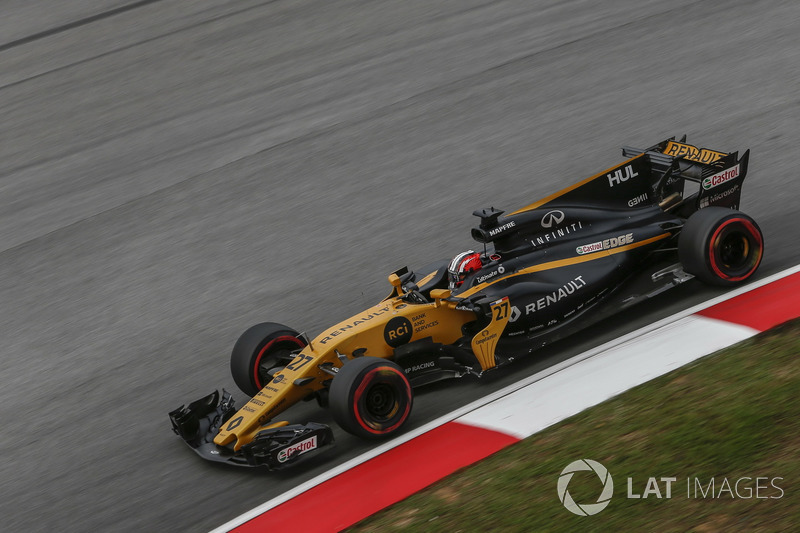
[{"left": 1, "top": 1, "right": 799, "bottom": 531}]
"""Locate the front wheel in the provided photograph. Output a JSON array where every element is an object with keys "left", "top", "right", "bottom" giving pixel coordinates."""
[
  {"left": 678, "top": 207, "right": 764, "bottom": 286},
  {"left": 230, "top": 322, "right": 306, "bottom": 397},
  {"left": 329, "top": 357, "right": 413, "bottom": 439}
]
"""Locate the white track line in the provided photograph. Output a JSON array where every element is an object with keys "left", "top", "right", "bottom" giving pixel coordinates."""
[{"left": 457, "top": 315, "right": 757, "bottom": 438}]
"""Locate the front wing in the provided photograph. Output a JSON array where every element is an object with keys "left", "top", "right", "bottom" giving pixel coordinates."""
[{"left": 169, "top": 390, "right": 334, "bottom": 469}]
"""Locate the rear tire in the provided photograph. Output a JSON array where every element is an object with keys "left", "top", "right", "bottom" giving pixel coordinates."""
[
  {"left": 329, "top": 357, "right": 413, "bottom": 439},
  {"left": 679, "top": 207, "right": 764, "bottom": 286},
  {"left": 230, "top": 322, "right": 306, "bottom": 397}
]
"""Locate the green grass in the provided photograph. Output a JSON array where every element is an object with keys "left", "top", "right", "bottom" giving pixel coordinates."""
[{"left": 349, "top": 319, "right": 800, "bottom": 532}]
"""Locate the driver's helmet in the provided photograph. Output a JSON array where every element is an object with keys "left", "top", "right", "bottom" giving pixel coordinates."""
[{"left": 447, "top": 250, "right": 483, "bottom": 289}]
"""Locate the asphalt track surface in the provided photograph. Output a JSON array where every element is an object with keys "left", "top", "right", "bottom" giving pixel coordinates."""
[{"left": 1, "top": 1, "right": 798, "bottom": 531}]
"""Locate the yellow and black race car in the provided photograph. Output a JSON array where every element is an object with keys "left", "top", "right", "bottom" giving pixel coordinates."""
[{"left": 169, "top": 137, "right": 763, "bottom": 468}]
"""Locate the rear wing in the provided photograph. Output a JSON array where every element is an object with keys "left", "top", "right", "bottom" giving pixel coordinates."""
[{"left": 622, "top": 136, "right": 750, "bottom": 213}]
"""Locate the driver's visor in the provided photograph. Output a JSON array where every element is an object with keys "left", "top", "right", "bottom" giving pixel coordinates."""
[{"left": 448, "top": 270, "right": 468, "bottom": 288}]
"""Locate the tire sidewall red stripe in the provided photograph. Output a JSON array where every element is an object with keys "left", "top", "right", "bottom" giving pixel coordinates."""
[
  {"left": 708, "top": 217, "right": 763, "bottom": 282},
  {"left": 352, "top": 367, "right": 412, "bottom": 435},
  {"left": 253, "top": 335, "right": 306, "bottom": 390}
]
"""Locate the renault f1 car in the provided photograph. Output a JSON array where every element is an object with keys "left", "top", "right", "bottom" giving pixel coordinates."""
[{"left": 170, "top": 137, "right": 764, "bottom": 468}]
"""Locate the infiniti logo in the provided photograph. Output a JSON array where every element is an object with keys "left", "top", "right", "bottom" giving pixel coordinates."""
[{"left": 541, "top": 210, "right": 565, "bottom": 229}]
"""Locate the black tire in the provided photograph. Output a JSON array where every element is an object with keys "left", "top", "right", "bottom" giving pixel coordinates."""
[
  {"left": 230, "top": 322, "right": 306, "bottom": 397},
  {"left": 329, "top": 356, "right": 413, "bottom": 439},
  {"left": 678, "top": 207, "right": 764, "bottom": 287}
]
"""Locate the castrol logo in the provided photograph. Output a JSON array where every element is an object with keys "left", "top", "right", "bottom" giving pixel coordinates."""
[
  {"left": 702, "top": 165, "right": 740, "bottom": 190},
  {"left": 277, "top": 435, "right": 318, "bottom": 463}
]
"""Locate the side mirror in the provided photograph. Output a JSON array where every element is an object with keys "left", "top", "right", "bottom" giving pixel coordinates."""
[
  {"left": 429, "top": 289, "right": 451, "bottom": 305},
  {"left": 388, "top": 273, "right": 402, "bottom": 294}
]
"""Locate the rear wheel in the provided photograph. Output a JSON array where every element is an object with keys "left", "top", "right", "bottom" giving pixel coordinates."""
[
  {"left": 679, "top": 207, "right": 764, "bottom": 286},
  {"left": 329, "top": 357, "right": 413, "bottom": 439},
  {"left": 230, "top": 322, "right": 306, "bottom": 397}
]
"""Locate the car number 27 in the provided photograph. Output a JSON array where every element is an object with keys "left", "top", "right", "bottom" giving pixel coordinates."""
[
  {"left": 287, "top": 354, "right": 313, "bottom": 371},
  {"left": 493, "top": 299, "right": 510, "bottom": 321}
]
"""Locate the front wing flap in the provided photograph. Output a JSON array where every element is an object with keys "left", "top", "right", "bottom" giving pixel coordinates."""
[{"left": 169, "top": 390, "right": 334, "bottom": 469}]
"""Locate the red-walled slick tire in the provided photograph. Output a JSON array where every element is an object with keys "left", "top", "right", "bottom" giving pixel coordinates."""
[
  {"left": 679, "top": 207, "right": 764, "bottom": 287},
  {"left": 329, "top": 356, "right": 413, "bottom": 439},
  {"left": 230, "top": 322, "right": 306, "bottom": 397}
]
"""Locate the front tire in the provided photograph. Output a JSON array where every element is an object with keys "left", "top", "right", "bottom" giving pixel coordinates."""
[
  {"left": 679, "top": 207, "right": 764, "bottom": 286},
  {"left": 230, "top": 322, "right": 306, "bottom": 397},
  {"left": 329, "top": 357, "right": 413, "bottom": 439}
]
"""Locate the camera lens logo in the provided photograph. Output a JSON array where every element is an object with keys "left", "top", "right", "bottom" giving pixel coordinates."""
[{"left": 557, "top": 459, "right": 614, "bottom": 516}]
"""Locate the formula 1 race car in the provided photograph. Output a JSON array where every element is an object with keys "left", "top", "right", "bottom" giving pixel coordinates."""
[{"left": 170, "top": 137, "right": 763, "bottom": 468}]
